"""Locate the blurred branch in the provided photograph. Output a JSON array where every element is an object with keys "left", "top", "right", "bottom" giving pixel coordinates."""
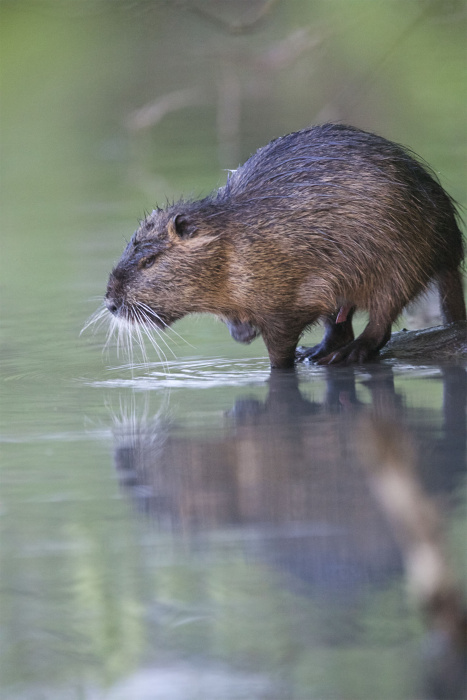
[
  {"left": 255, "top": 28, "right": 322, "bottom": 71},
  {"left": 125, "top": 87, "right": 204, "bottom": 131},
  {"left": 335, "top": 5, "right": 435, "bottom": 111},
  {"left": 359, "top": 418, "right": 467, "bottom": 698},
  {"left": 186, "top": 0, "right": 280, "bottom": 35}
]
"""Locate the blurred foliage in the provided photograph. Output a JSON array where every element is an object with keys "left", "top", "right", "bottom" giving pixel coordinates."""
[
  {"left": 1, "top": 0, "right": 465, "bottom": 312},
  {"left": 0, "top": 1, "right": 466, "bottom": 697}
]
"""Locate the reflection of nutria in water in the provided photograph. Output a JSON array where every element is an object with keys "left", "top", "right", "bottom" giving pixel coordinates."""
[
  {"left": 113, "top": 406, "right": 403, "bottom": 587},
  {"left": 104, "top": 123, "right": 465, "bottom": 367},
  {"left": 112, "top": 370, "right": 466, "bottom": 698}
]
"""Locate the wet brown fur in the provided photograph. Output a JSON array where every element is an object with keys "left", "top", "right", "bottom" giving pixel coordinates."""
[{"left": 106, "top": 124, "right": 466, "bottom": 368}]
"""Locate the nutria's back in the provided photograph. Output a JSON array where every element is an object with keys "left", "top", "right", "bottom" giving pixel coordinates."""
[
  {"left": 223, "top": 124, "right": 463, "bottom": 282},
  {"left": 105, "top": 123, "right": 466, "bottom": 368}
]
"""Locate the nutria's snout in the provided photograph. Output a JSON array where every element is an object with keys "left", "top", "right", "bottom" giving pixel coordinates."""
[
  {"left": 105, "top": 283, "right": 121, "bottom": 317},
  {"left": 105, "top": 296, "right": 119, "bottom": 316},
  {"left": 105, "top": 271, "right": 174, "bottom": 330},
  {"left": 105, "top": 270, "right": 127, "bottom": 318}
]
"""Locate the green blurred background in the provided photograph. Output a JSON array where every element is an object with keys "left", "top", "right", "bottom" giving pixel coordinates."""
[
  {"left": 1, "top": 2, "right": 466, "bottom": 698},
  {"left": 1, "top": 0, "right": 466, "bottom": 332}
]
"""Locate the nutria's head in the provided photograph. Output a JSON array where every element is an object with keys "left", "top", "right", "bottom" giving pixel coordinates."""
[{"left": 106, "top": 205, "right": 227, "bottom": 330}]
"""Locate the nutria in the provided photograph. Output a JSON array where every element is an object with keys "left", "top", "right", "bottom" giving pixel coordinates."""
[{"left": 105, "top": 123, "right": 466, "bottom": 368}]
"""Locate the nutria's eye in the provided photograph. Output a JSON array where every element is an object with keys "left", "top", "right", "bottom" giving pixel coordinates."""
[{"left": 140, "top": 254, "right": 157, "bottom": 269}]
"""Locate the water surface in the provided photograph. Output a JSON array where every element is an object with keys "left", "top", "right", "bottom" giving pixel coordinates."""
[{"left": 1, "top": 3, "right": 466, "bottom": 699}]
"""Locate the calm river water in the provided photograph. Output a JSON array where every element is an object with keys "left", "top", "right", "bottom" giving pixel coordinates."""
[
  {"left": 3, "top": 284, "right": 467, "bottom": 700},
  {"left": 1, "top": 2, "right": 466, "bottom": 699}
]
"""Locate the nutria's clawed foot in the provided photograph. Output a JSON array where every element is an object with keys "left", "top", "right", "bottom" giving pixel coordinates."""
[
  {"left": 316, "top": 339, "right": 380, "bottom": 365},
  {"left": 296, "top": 344, "right": 328, "bottom": 362},
  {"left": 297, "top": 338, "right": 381, "bottom": 366}
]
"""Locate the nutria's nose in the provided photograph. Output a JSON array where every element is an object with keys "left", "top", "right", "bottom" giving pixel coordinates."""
[
  {"left": 105, "top": 297, "right": 119, "bottom": 315},
  {"left": 106, "top": 270, "right": 124, "bottom": 315}
]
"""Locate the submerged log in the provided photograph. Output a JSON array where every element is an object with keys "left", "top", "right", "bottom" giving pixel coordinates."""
[{"left": 380, "top": 321, "right": 467, "bottom": 362}]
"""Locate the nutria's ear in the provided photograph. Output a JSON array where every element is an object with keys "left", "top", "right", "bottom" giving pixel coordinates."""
[{"left": 168, "top": 214, "right": 198, "bottom": 240}]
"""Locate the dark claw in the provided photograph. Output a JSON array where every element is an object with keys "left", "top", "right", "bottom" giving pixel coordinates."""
[{"left": 316, "top": 339, "right": 380, "bottom": 365}]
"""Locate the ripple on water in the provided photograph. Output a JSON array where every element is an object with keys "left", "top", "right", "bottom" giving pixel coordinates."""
[
  {"left": 86, "top": 357, "right": 277, "bottom": 390},
  {"left": 83, "top": 355, "right": 445, "bottom": 392}
]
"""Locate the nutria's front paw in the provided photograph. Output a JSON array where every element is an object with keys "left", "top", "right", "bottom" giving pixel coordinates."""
[
  {"left": 296, "top": 344, "right": 327, "bottom": 362},
  {"left": 226, "top": 319, "right": 261, "bottom": 344}
]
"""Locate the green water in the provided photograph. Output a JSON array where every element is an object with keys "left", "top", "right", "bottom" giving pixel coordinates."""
[{"left": 1, "top": 2, "right": 466, "bottom": 699}]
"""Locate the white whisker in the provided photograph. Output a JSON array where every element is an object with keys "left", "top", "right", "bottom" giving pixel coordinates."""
[
  {"left": 132, "top": 307, "right": 151, "bottom": 366},
  {"left": 137, "top": 301, "right": 195, "bottom": 350},
  {"left": 133, "top": 303, "right": 172, "bottom": 365},
  {"left": 80, "top": 305, "right": 109, "bottom": 335},
  {"left": 133, "top": 302, "right": 175, "bottom": 359},
  {"left": 81, "top": 300, "right": 178, "bottom": 372},
  {"left": 143, "top": 325, "right": 170, "bottom": 364}
]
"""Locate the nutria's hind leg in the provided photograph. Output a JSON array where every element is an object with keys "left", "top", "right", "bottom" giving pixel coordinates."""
[
  {"left": 296, "top": 306, "right": 355, "bottom": 362},
  {"left": 438, "top": 268, "right": 466, "bottom": 323},
  {"left": 317, "top": 316, "right": 392, "bottom": 366}
]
